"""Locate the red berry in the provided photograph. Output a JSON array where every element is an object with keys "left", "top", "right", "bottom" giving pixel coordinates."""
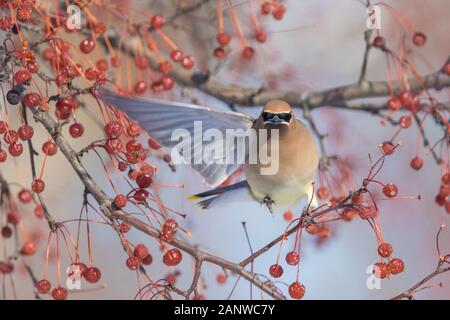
[
  {"left": 283, "top": 210, "right": 293, "bottom": 221},
  {"left": 9, "top": 142, "right": 23, "bottom": 157},
  {"left": 373, "top": 36, "right": 385, "bottom": 48},
  {"left": 214, "top": 47, "right": 226, "bottom": 60},
  {"left": 104, "top": 138, "right": 123, "bottom": 154},
  {"left": 52, "top": 287, "right": 68, "bottom": 300},
  {"left": 170, "top": 50, "right": 183, "bottom": 62},
  {"left": 383, "top": 183, "right": 398, "bottom": 198},
  {"left": 377, "top": 242, "right": 393, "bottom": 258},
  {"left": 23, "top": 92, "right": 41, "bottom": 108},
  {"left": 18, "top": 125, "right": 34, "bottom": 140},
  {"left": 399, "top": 115, "right": 412, "bottom": 129},
  {"left": 441, "top": 173, "right": 450, "bottom": 185},
  {"left": 269, "top": 264, "right": 283, "bottom": 278},
  {"left": 216, "top": 274, "right": 226, "bottom": 284},
  {"left": 21, "top": 241, "right": 36, "bottom": 256},
  {"left": 161, "top": 75, "right": 175, "bottom": 90},
  {"left": 436, "top": 194, "right": 446, "bottom": 206},
  {"left": 4, "top": 130, "right": 18, "bottom": 144},
  {"left": 14, "top": 70, "right": 31, "bottom": 85},
  {"left": 136, "top": 173, "right": 153, "bottom": 188},
  {"left": 27, "top": 60, "right": 40, "bottom": 73},
  {"left": 135, "top": 55, "right": 150, "bottom": 69},
  {"left": 285, "top": 251, "right": 300, "bottom": 266},
  {"left": 0, "top": 149, "right": 8, "bottom": 162},
  {"left": 380, "top": 141, "right": 395, "bottom": 155},
  {"left": 272, "top": 5, "right": 286, "bottom": 20},
  {"left": 96, "top": 59, "right": 108, "bottom": 72},
  {"left": 31, "top": 178, "right": 45, "bottom": 193},
  {"left": 36, "top": 279, "right": 51, "bottom": 294},
  {"left": 55, "top": 72, "right": 69, "bottom": 86},
  {"left": 256, "top": 31, "right": 267, "bottom": 43},
  {"left": 159, "top": 61, "right": 172, "bottom": 74},
  {"left": 242, "top": 46, "right": 255, "bottom": 59},
  {"left": 388, "top": 258, "right": 404, "bottom": 275},
  {"left": 134, "top": 80, "right": 147, "bottom": 94},
  {"left": 148, "top": 138, "right": 162, "bottom": 150},
  {"left": 113, "top": 194, "right": 127, "bottom": 209},
  {"left": 410, "top": 157, "right": 423, "bottom": 170},
  {"left": 399, "top": 91, "right": 418, "bottom": 112},
  {"left": 141, "top": 254, "right": 153, "bottom": 265},
  {"left": 181, "top": 56, "right": 194, "bottom": 69},
  {"left": 120, "top": 222, "right": 131, "bottom": 233},
  {"left": 111, "top": 56, "right": 121, "bottom": 68},
  {"left": 316, "top": 187, "right": 330, "bottom": 200},
  {"left": 1, "top": 226, "right": 12, "bottom": 238},
  {"left": 85, "top": 67, "right": 99, "bottom": 81},
  {"left": 288, "top": 282, "right": 305, "bottom": 299},
  {"left": 0, "top": 16, "right": 13, "bottom": 30},
  {"left": 7, "top": 211, "right": 21, "bottom": 225},
  {"left": 18, "top": 189, "right": 33, "bottom": 203},
  {"left": 0, "top": 261, "right": 14, "bottom": 274},
  {"left": 216, "top": 32, "right": 231, "bottom": 46},
  {"left": 134, "top": 244, "right": 149, "bottom": 261},
  {"left": 261, "top": 2, "right": 272, "bottom": 15},
  {"left": 373, "top": 262, "right": 389, "bottom": 279},
  {"left": 34, "top": 204, "right": 44, "bottom": 218},
  {"left": 42, "top": 141, "right": 58, "bottom": 156},
  {"left": 126, "top": 256, "right": 141, "bottom": 270},
  {"left": 80, "top": 38, "right": 96, "bottom": 54},
  {"left": 162, "top": 154, "right": 171, "bottom": 163},
  {"left": 16, "top": 7, "right": 32, "bottom": 22},
  {"left": 104, "top": 121, "right": 123, "bottom": 139},
  {"left": 84, "top": 267, "right": 101, "bottom": 283},
  {"left": 150, "top": 15, "right": 165, "bottom": 29},
  {"left": 126, "top": 123, "right": 141, "bottom": 138},
  {"left": 387, "top": 96, "right": 401, "bottom": 111},
  {"left": 133, "top": 189, "right": 149, "bottom": 202},
  {"left": 0, "top": 121, "right": 7, "bottom": 134},
  {"left": 69, "top": 123, "right": 84, "bottom": 138},
  {"left": 412, "top": 32, "right": 426, "bottom": 46},
  {"left": 163, "top": 248, "right": 182, "bottom": 266}
]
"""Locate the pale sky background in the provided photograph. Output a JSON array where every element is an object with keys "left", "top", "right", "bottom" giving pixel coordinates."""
[{"left": 2, "top": 0, "right": 450, "bottom": 299}]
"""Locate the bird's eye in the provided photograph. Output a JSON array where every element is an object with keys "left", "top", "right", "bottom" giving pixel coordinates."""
[
  {"left": 278, "top": 112, "right": 292, "bottom": 122},
  {"left": 262, "top": 112, "right": 271, "bottom": 122}
]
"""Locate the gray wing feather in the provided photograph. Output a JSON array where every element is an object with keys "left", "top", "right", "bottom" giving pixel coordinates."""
[{"left": 98, "top": 88, "right": 254, "bottom": 187}]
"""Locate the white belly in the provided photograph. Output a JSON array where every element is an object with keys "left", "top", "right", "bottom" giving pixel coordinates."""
[{"left": 246, "top": 173, "right": 311, "bottom": 207}]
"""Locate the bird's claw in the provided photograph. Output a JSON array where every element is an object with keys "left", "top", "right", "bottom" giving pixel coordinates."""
[{"left": 262, "top": 196, "right": 275, "bottom": 214}]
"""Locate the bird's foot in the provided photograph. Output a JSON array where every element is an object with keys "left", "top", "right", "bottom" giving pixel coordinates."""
[
  {"left": 301, "top": 207, "right": 314, "bottom": 225},
  {"left": 262, "top": 196, "right": 275, "bottom": 214}
]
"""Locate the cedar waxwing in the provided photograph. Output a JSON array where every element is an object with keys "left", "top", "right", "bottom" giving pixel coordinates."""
[{"left": 98, "top": 89, "right": 319, "bottom": 213}]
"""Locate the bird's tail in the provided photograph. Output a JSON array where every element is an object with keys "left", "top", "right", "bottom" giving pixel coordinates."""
[{"left": 187, "top": 180, "right": 249, "bottom": 209}]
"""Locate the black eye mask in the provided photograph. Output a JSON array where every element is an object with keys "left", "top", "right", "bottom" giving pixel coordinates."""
[{"left": 262, "top": 111, "right": 292, "bottom": 123}]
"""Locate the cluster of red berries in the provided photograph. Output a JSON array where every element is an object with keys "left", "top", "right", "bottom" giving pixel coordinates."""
[
  {"left": 435, "top": 173, "right": 450, "bottom": 214},
  {"left": 126, "top": 244, "right": 153, "bottom": 270},
  {"left": 268, "top": 248, "right": 304, "bottom": 299},
  {"left": 387, "top": 92, "right": 421, "bottom": 113},
  {"left": 213, "top": 0, "right": 286, "bottom": 60},
  {"left": 373, "top": 31, "right": 426, "bottom": 50},
  {"left": 372, "top": 242, "right": 405, "bottom": 279},
  {"left": 36, "top": 262, "right": 101, "bottom": 300}
]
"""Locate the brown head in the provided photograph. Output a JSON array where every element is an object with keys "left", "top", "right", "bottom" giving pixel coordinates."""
[{"left": 259, "top": 100, "right": 295, "bottom": 128}]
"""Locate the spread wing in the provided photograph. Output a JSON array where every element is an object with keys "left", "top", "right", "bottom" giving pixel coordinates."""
[{"left": 98, "top": 88, "right": 255, "bottom": 187}]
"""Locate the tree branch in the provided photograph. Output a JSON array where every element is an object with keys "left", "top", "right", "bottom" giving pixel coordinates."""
[{"left": 31, "top": 108, "right": 286, "bottom": 300}]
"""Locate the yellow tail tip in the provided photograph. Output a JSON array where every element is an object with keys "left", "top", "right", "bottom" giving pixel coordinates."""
[{"left": 187, "top": 195, "right": 201, "bottom": 200}]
